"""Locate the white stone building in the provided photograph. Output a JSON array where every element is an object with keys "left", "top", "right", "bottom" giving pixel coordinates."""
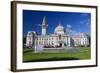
[{"left": 26, "top": 17, "right": 90, "bottom": 48}]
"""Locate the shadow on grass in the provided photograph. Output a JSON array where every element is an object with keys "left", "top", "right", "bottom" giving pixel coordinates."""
[{"left": 23, "top": 57, "right": 79, "bottom": 62}]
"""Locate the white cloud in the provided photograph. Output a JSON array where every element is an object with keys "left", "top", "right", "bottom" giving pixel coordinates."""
[
  {"left": 79, "top": 21, "right": 84, "bottom": 24},
  {"left": 66, "top": 27, "right": 78, "bottom": 36},
  {"left": 86, "top": 19, "right": 90, "bottom": 26},
  {"left": 38, "top": 24, "right": 41, "bottom": 26},
  {"left": 67, "top": 24, "right": 72, "bottom": 28},
  {"left": 79, "top": 19, "right": 90, "bottom": 28}
]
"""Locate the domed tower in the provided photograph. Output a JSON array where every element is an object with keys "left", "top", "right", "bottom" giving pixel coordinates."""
[{"left": 54, "top": 22, "right": 65, "bottom": 35}]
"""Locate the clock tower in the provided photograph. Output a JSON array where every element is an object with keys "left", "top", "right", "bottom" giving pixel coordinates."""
[{"left": 42, "top": 16, "right": 47, "bottom": 35}]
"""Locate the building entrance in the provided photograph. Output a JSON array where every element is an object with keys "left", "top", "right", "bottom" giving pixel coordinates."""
[{"left": 57, "top": 40, "right": 67, "bottom": 47}]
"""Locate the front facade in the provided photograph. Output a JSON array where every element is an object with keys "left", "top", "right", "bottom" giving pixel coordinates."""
[{"left": 26, "top": 17, "right": 90, "bottom": 48}]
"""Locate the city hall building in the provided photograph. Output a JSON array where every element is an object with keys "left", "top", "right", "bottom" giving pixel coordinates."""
[{"left": 26, "top": 17, "right": 90, "bottom": 48}]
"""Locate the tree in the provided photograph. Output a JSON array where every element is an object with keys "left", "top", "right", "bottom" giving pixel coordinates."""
[{"left": 23, "top": 36, "right": 26, "bottom": 45}]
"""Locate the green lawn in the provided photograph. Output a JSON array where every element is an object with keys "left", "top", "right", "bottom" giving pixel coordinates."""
[{"left": 23, "top": 47, "right": 91, "bottom": 62}]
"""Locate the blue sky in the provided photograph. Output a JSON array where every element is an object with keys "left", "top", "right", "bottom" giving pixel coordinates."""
[{"left": 23, "top": 10, "right": 91, "bottom": 36}]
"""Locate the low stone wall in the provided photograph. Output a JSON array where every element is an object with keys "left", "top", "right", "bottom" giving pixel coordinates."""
[{"left": 34, "top": 45, "right": 80, "bottom": 53}]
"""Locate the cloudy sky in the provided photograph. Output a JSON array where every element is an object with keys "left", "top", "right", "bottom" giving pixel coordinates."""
[{"left": 23, "top": 10, "right": 91, "bottom": 36}]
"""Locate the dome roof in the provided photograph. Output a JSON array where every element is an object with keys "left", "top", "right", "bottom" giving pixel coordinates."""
[{"left": 54, "top": 23, "right": 65, "bottom": 35}]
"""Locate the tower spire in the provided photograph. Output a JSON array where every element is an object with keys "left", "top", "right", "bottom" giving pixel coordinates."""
[
  {"left": 42, "top": 16, "right": 46, "bottom": 35},
  {"left": 42, "top": 16, "right": 46, "bottom": 25}
]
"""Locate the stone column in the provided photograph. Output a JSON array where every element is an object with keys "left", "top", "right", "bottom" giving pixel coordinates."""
[{"left": 68, "top": 37, "right": 70, "bottom": 47}]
